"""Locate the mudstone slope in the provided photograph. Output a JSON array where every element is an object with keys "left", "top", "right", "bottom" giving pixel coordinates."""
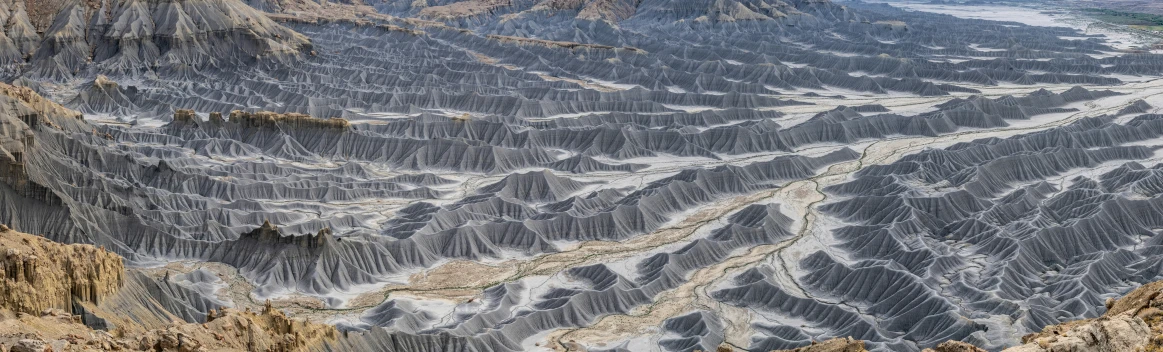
[{"left": 1, "top": 0, "right": 1163, "bottom": 351}]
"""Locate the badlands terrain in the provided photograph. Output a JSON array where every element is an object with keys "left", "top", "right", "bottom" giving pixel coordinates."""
[{"left": 3, "top": 0, "right": 1163, "bottom": 351}]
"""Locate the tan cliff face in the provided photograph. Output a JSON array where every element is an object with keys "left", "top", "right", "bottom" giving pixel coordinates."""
[
  {"left": 0, "top": 224, "right": 124, "bottom": 317},
  {"left": 923, "top": 341, "right": 987, "bottom": 352},
  {"left": 228, "top": 110, "right": 352, "bottom": 131},
  {"left": 996, "top": 280, "right": 1163, "bottom": 352},
  {"left": 0, "top": 83, "right": 84, "bottom": 123},
  {"left": 771, "top": 337, "right": 869, "bottom": 352},
  {"left": 912, "top": 280, "right": 1163, "bottom": 352},
  {"left": 171, "top": 109, "right": 352, "bottom": 132},
  {"left": 692, "top": 338, "right": 868, "bottom": 352},
  {"left": 0, "top": 226, "right": 337, "bottom": 352},
  {"left": 128, "top": 302, "right": 339, "bottom": 352}
]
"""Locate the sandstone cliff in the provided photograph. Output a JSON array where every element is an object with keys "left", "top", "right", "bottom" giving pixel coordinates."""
[
  {"left": 0, "top": 224, "right": 123, "bottom": 317},
  {"left": 913, "top": 280, "right": 1163, "bottom": 352},
  {"left": 996, "top": 280, "right": 1163, "bottom": 352},
  {"left": 771, "top": 337, "right": 869, "bottom": 352},
  {"left": 0, "top": 226, "right": 337, "bottom": 352}
]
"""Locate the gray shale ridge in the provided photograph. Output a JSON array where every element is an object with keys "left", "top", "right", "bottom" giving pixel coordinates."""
[{"left": 3, "top": 0, "right": 1163, "bottom": 351}]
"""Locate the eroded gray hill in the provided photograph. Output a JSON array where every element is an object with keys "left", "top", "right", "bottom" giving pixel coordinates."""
[
  {"left": 0, "top": 0, "right": 310, "bottom": 82},
  {"left": 711, "top": 112, "right": 1163, "bottom": 351},
  {"left": 0, "top": 0, "right": 1162, "bottom": 351}
]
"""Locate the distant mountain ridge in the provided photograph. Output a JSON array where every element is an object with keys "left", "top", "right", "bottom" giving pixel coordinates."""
[
  {"left": 0, "top": 0, "right": 312, "bottom": 81},
  {"left": 361, "top": 0, "right": 856, "bottom": 24}
]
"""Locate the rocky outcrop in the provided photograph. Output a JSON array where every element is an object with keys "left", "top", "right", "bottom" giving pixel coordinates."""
[
  {"left": 771, "top": 338, "right": 868, "bottom": 352},
  {"left": 998, "top": 280, "right": 1163, "bottom": 352},
  {"left": 0, "top": 80, "right": 84, "bottom": 124},
  {"left": 227, "top": 111, "right": 351, "bottom": 131},
  {"left": 1006, "top": 315, "right": 1150, "bottom": 352},
  {"left": 0, "top": 226, "right": 337, "bottom": 352},
  {"left": 923, "top": 341, "right": 987, "bottom": 352},
  {"left": 910, "top": 280, "right": 1163, "bottom": 352},
  {"left": 237, "top": 220, "right": 334, "bottom": 251},
  {"left": 134, "top": 302, "right": 338, "bottom": 352},
  {"left": 0, "top": 225, "right": 123, "bottom": 317},
  {"left": 0, "top": 300, "right": 339, "bottom": 352}
]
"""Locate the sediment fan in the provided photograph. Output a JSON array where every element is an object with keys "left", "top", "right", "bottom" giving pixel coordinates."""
[{"left": 1, "top": 0, "right": 1163, "bottom": 351}]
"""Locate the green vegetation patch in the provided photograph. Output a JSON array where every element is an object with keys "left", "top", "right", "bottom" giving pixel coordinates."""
[
  {"left": 1083, "top": 8, "right": 1163, "bottom": 26},
  {"left": 1131, "top": 25, "right": 1163, "bottom": 32}
]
